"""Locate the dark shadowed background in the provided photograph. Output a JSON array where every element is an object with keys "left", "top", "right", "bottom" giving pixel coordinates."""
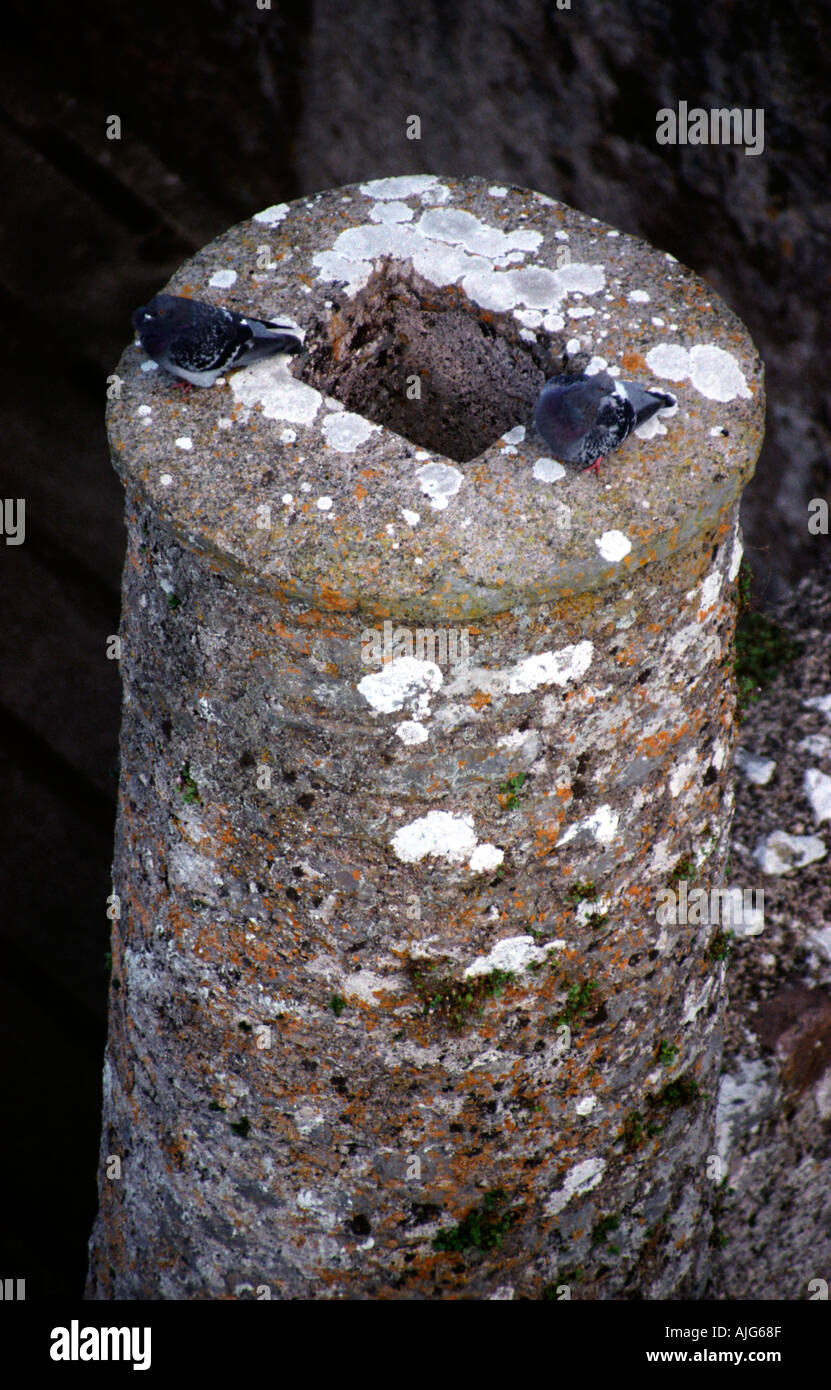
[{"left": 0, "top": 0, "right": 828, "bottom": 1298}]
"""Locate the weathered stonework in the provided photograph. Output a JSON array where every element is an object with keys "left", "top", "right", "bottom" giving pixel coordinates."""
[{"left": 87, "top": 176, "right": 764, "bottom": 1299}]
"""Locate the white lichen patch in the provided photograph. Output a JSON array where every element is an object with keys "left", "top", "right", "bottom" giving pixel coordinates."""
[
  {"left": 313, "top": 194, "right": 605, "bottom": 326},
  {"left": 368, "top": 200, "right": 414, "bottom": 223},
  {"left": 508, "top": 641, "right": 594, "bottom": 694},
  {"left": 253, "top": 203, "right": 289, "bottom": 225},
  {"left": 515, "top": 309, "right": 543, "bottom": 328},
  {"left": 230, "top": 363, "right": 322, "bottom": 424},
  {"left": 444, "top": 641, "right": 592, "bottom": 702},
  {"left": 464, "top": 933, "right": 555, "bottom": 978},
  {"left": 416, "top": 461, "right": 464, "bottom": 509},
  {"left": 629, "top": 289, "right": 650, "bottom": 303},
  {"left": 391, "top": 811, "right": 478, "bottom": 864},
  {"left": 174, "top": 436, "right": 193, "bottom": 451},
  {"left": 533, "top": 458, "right": 567, "bottom": 483},
  {"left": 342, "top": 970, "right": 400, "bottom": 1004},
  {"left": 390, "top": 811, "right": 504, "bottom": 874},
  {"left": 798, "top": 734, "right": 831, "bottom": 758},
  {"left": 715, "top": 1059, "right": 775, "bottom": 1168},
  {"left": 752, "top": 830, "right": 827, "bottom": 875},
  {"left": 417, "top": 206, "right": 542, "bottom": 260},
  {"left": 595, "top": 530, "right": 632, "bottom": 562},
  {"left": 545, "top": 1157, "right": 606, "bottom": 1215},
  {"left": 733, "top": 748, "right": 776, "bottom": 786},
  {"left": 558, "top": 805, "right": 619, "bottom": 846},
  {"left": 682, "top": 976, "right": 715, "bottom": 1025},
  {"left": 159, "top": 473, "right": 173, "bottom": 487},
  {"left": 575, "top": 1095, "right": 597, "bottom": 1116},
  {"left": 395, "top": 720, "right": 429, "bottom": 745},
  {"left": 498, "top": 728, "right": 540, "bottom": 755},
  {"left": 805, "top": 694, "right": 831, "bottom": 723},
  {"left": 694, "top": 568, "right": 723, "bottom": 613},
  {"left": 804, "top": 768, "right": 831, "bottom": 824},
  {"left": 728, "top": 525, "right": 744, "bottom": 581},
  {"left": 321, "top": 411, "right": 380, "bottom": 451},
  {"left": 648, "top": 837, "right": 676, "bottom": 875},
  {"left": 401, "top": 508, "right": 420, "bottom": 527},
  {"left": 358, "top": 656, "right": 443, "bottom": 714},
  {"left": 467, "top": 843, "right": 504, "bottom": 875},
  {"left": 645, "top": 342, "right": 751, "bottom": 401},
  {"left": 360, "top": 175, "right": 442, "bottom": 201},
  {"left": 502, "top": 425, "right": 526, "bottom": 445},
  {"left": 669, "top": 749, "right": 700, "bottom": 797},
  {"left": 208, "top": 268, "right": 238, "bottom": 288}
]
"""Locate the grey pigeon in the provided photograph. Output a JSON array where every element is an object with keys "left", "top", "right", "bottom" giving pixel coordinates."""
[
  {"left": 132, "top": 293, "right": 303, "bottom": 387},
  {"left": 533, "top": 371, "right": 676, "bottom": 472}
]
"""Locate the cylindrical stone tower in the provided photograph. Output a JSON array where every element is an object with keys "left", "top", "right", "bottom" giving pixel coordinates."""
[{"left": 87, "top": 175, "right": 764, "bottom": 1299}]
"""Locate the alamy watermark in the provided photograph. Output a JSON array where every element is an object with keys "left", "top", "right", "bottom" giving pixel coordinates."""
[
  {"left": 656, "top": 102, "right": 764, "bottom": 157},
  {"left": 361, "top": 620, "right": 471, "bottom": 674},
  {"left": 656, "top": 881, "right": 763, "bottom": 927}
]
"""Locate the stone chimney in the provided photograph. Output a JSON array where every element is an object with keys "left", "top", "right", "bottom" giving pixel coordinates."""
[{"left": 87, "top": 175, "right": 764, "bottom": 1299}]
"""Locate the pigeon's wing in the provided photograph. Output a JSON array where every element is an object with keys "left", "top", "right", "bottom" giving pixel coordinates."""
[{"left": 543, "top": 380, "right": 604, "bottom": 434}]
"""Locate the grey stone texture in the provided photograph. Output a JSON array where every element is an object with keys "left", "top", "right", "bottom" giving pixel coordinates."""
[{"left": 87, "top": 177, "right": 764, "bottom": 1298}]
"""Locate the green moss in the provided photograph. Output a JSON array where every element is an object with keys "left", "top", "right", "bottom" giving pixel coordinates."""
[
  {"left": 667, "top": 856, "right": 696, "bottom": 889},
  {"left": 407, "top": 957, "right": 515, "bottom": 1032},
  {"left": 166, "top": 593, "right": 181, "bottom": 610},
  {"left": 709, "top": 1177, "right": 735, "bottom": 1250},
  {"left": 622, "top": 1110, "right": 647, "bottom": 1151},
  {"left": 622, "top": 1108, "right": 664, "bottom": 1151},
  {"left": 176, "top": 762, "right": 199, "bottom": 804},
  {"left": 498, "top": 771, "right": 527, "bottom": 809},
  {"left": 549, "top": 975, "right": 601, "bottom": 1034},
  {"left": 566, "top": 880, "right": 598, "bottom": 905},
  {"left": 657, "top": 1040, "right": 679, "bottom": 1067},
  {"left": 433, "top": 1188, "right": 517, "bottom": 1253},
  {"left": 734, "top": 561, "right": 802, "bottom": 716},
  {"left": 542, "top": 1266, "right": 582, "bottom": 1297},
  {"left": 208, "top": 1101, "right": 224, "bottom": 1112},
  {"left": 708, "top": 929, "right": 734, "bottom": 962},
  {"left": 655, "top": 1075, "right": 701, "bottom": 1109},
  {"left": 624, "top": 1072, "right": 702, "bottom": 1153},
  {"left": 229, "top": 1117, "right": 250, "bottom": 1138},
  {"left": 329, "top": 995, "right": 346, "bottom": 1017},
  {"left": 564, "top": 881, "right": 608, "bottom": 927},
  {"left": 591, "top": 1214, "right": 620, "bottom": 1246}
]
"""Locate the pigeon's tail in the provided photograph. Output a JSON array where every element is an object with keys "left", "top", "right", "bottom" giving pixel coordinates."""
[
  {"left": 623, "top": 382, "right": 677, "bottom": 428},
  {"left": 244, "top": 317, "right": 304, "bottom": 359},
  {"left": 231, "top": 323, "right": 303, "bottom": 369}
]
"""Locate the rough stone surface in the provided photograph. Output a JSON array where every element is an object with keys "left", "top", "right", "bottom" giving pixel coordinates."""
[
  {"left": 707, "top": 563, "right": 831, "bottom": 1300},
  {"left": 87, "top": 177, "right": 764, "bottom": 1299}
]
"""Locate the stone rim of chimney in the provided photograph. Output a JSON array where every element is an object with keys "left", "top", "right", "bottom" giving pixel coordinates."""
[{"left": 110, "top": 174, "right": 764, "bottom": 621}]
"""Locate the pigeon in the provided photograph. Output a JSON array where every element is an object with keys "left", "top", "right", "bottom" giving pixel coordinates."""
[
  {"left": 132, "top": 293, "right": 303, "bottom": 387},
  {"left": 533, "top": 371, "right": 676, "bottom": 472}
]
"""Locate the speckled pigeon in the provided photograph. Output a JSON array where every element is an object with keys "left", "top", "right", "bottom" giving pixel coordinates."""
[
  {"left": 132, "top": 293, "right": 303, "bottom": 387},
  {"left": 533, "top": 371, "right": 676, "bottom": 472}
]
